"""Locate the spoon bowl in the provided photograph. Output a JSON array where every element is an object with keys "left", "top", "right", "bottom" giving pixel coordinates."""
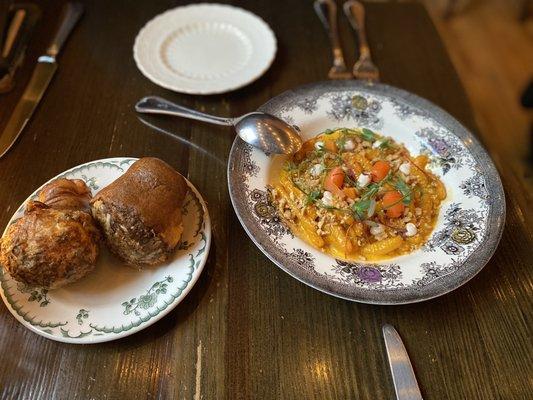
[
  {"left": 235, "top": 112, "right": 302, "bottom": 155},
  {"left": 135, "top": 96, "right": 302, "bottom": 155}
]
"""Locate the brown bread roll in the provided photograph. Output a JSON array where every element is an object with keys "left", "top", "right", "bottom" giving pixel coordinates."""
[
  {"left": 38, "top": 178, "right": 92, "bottom": 211},
  {"left": 0, "top": 179, "right": 100, "bottom": 289},
  {"left": 91, "top": 157, "right": 187, "bottom": 267}
]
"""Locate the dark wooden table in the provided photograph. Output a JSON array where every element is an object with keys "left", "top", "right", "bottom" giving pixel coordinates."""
[{"left": 0, "top": 1, "right": 531, "bottom": 399}]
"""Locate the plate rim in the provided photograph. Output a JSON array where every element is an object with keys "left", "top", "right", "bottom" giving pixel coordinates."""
[
  {"left": 228, "top": 80, "right": 505, "bottom": 305},
  {"left": 132, "top": 3, "right": 277, "bottom": 95},
  {"left": 0, "top": 157, "right": 212, "bottom": 343}
]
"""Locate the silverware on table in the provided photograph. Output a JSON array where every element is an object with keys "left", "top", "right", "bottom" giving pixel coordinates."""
[
  {"left": 1, "top": 9, "right": 26, "bottom": 59},
  {"left": 0, "top": 2, "right": 83, "bottom": 158},
  {"left": 0, "top": 8, "right": 26, "bottom": 93},
  {"left": 135, "top": 96, "right": 303, "bottom": 155},
  {"left": 314, "top": 0, "right": 352, "bottom": 79},
  {"left": 0, "top": 4, "right": 41, "bottom": 93},
  {"left": 343, "top": 0, "right": 379, "bottom": 81},
  {"left": 382, "top": 324, "right": 423, "bottom": 400}
]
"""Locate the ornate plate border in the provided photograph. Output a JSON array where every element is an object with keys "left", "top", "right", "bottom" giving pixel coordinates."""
[
  {"left": 0, "top": 158, "right": 211, "bottom": 343},
  {"left": 228, "top": 81, "right": 505, "bottom": 304}
]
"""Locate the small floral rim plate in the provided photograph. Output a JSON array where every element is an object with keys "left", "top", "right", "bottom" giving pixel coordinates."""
[
  {"left": 228, "top": 81, "right": 505, "bottom": 305},
  {"left": 133, "top": 3, "right": 276, "bottom": 94},
  {"left": 0, "top": 158, "right": 211, "bottom": 343}
]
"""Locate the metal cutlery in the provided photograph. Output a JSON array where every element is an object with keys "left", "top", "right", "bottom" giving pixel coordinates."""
[
  {"left": 382, "top": 324, "right": 423, "bottom": 400},
  {"left": 0, "top": 2, "right": 82, "bottom": 158},
  {"left": 343, "top": 0, "right": 379, "bottom": 81},
  {"left": 0, "top": 3, "right": 41, "bottom": 93},
  {"left": 314, "top": 0, "right": 352, "bottom": 80},
  {"left": 2, "top": 8, "right": 26, "bottom": 59},
  {"left": 0, "top": 7, "right": 28, "bottom": 93},
  {"left": 135, "top": 96, "right": 302, "bottom": 155}
]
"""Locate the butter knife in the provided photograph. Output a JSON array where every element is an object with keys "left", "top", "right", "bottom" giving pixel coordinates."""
[
  {"left": 382, "top": 324, "right": 424, "bottom": 400},
  {"left": 0, "top": 2, "right": 83, "bottom": 158}
]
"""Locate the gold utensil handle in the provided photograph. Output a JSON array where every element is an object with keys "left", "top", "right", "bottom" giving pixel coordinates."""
[
  {"left": 46, "top": 2, "right": 84, "bottom": 58},
  {"left": 2, "top": 9, "right": 26, "bottom": 58},
  {"left": 314, "top": 0, "right": 346, "bottom": 68},
  {"left": 344, "top": 0, "right": 370, "bottom": 58}
]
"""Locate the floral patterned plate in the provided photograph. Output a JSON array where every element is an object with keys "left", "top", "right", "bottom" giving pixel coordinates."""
[
  {"left": 0, "top": 158, "right": 211, "bottom": 343},
  {"left": 228, "top": 81, "right": 505, "bottom": 304}
]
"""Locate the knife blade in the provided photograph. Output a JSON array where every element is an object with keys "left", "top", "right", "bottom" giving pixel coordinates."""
[
  {"left": 0, "top": 2, "right": 83, "bottom": 158},
  {"left": 382, "top": 324, "right": 424, "bottom": 400}
]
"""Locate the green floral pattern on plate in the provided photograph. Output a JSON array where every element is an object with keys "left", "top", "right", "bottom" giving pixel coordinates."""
[
  {"left": 122, "top": 276, "right": 173, "bottom": 315},
  {"left": 0, "top": 158, "right": 211, "bottom": 343},
  {"left": 17, "top": 283, "right": 50, "bottom": 307},
  {"left": 76, "top": 309, "right": 89, "bottom": 325}
]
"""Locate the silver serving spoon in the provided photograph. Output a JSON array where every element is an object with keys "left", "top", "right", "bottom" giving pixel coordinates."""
[{"left": 135, "top": 96, "right": 302, "bottom": 155}]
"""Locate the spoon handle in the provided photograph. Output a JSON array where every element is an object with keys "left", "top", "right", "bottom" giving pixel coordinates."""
[{"left": 135, "top": 96, "right": 234, "bottom": 126}]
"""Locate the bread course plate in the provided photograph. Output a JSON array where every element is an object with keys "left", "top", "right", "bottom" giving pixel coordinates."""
[
  {"left": 228, "top": 80, "right": 505, "bottom": 304},
  {"left": 0, "top": 158, "right": 211, "bottom": 344}
]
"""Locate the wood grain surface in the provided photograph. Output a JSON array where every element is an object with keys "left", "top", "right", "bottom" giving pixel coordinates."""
[{"left": 0, "top": 1, "right": 531, "bottom": 399}]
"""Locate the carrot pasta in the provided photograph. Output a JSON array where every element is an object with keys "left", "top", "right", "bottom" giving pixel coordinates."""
[{"left": 271, "top": 128, "right": 446, "bottom": 260}]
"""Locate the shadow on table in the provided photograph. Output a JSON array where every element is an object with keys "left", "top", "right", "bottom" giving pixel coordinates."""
[{"left": 138, "top": 116, "right": 226, "bottom": 167}]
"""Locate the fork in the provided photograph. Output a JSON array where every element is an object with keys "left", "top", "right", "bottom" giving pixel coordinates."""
[
  {"left": 314, "top": 0, "right": 352, "bottom": 80},
  {"left": 343, "top": 0, "right": 379, "bottom": 81}
]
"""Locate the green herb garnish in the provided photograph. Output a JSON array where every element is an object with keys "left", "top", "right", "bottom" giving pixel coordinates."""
[
  {"left": 344, "top": 173, "right": 358, "bottom": 187},
  {"left": 361, "top": 128, "right": 375, "bottom": 142},
  {"left": 394, "top": 178, "right": 412, "bottom": 205},
  {"left": 335, "top": 135, "right": 347, "bottom": 152},
  {"left": 352, "top": 198, "right": 372, "bottom": 220},
  {"left": 378, "top": 139, "right": 391, "bottom": 149},
  {"left": 283, "top": 161, "right": 297, "bottom": 172},
  {"left": 360, "top": 183, "right": 379, "bottom": 199},
  {"left": 311, "top": 148, "right": 325, "bottom": 158},
  {"left": 306, "top": 190, "right": 321, "bottom": 205}
]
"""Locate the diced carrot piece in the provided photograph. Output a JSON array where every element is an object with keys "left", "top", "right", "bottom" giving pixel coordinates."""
[
  {"left": 343, "top": 187, "right": 357, "bottom": 199},
  {"left": 371, "top": 160, "right": 391, "bottom": 182},
  {"left": 382, "top": 191, "right": 404, "bottom": 218},
  {"left": 325, "top": 167, "right": 344, "bottom": 187},
  {"left": 324, "top": 139, "right": 337, "bottom": 153},
  {"left": 324, "top": 167, "right": 345, "bottom": 197}
]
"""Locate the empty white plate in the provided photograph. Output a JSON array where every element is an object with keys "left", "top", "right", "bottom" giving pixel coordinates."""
[{"left": 134, "top": 4, "right": 277, "bottom": 94}]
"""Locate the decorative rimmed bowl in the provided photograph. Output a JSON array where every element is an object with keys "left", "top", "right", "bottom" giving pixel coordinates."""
[
  {"left": 0, "top": 158, "right": 211, "bottom": 343},
  {"left": 228, "top": 81, "right": 505, "bottom": 305}
]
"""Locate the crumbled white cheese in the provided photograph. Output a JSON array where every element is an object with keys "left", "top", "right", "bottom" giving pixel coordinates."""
[
  {"left": 322, "top": 191, "right": 334, "bottom": 207},
  {"left": 314, "top": 141, "right": 325, "bottom": 150},
  {"left": 405, "top": 222, "right": 417, "bottom": 237},
  {"left": 372, "top": 140, "right": 382, "bottom": 149},
  {"left": 357, "top": 173, "right": 371, "bottom": 188},
  {"left": 399, "top": 162, "right": 411, "bottom": 175},
  {"left": 343, "top": 139, "right": 355, "bottom": 151},
  {"left": 370, "top": 224, "right": 384, "bottom": 236},
  {"left": 309, "top": 164, "right": 324, "bottom": 176}
]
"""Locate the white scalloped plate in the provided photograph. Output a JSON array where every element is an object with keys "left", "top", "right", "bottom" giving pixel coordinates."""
[
  {"left": 0, "top": 158, "right": 211, "bottom": 343},
  {"left": 133, "top": 3, "right": 276, "bottom": 94}
]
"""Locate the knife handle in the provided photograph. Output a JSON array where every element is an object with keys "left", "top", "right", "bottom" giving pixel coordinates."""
[
  {"left": 46, "top": 2, "right": 84, "bottom": 58},
  {"left": 2, "top": 9, "right": 26, "bottom": 59}
]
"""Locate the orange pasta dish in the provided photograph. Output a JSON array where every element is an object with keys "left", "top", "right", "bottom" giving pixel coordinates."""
[{"left": 272, "top": 128, "right": 447, "bottom": 260}]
